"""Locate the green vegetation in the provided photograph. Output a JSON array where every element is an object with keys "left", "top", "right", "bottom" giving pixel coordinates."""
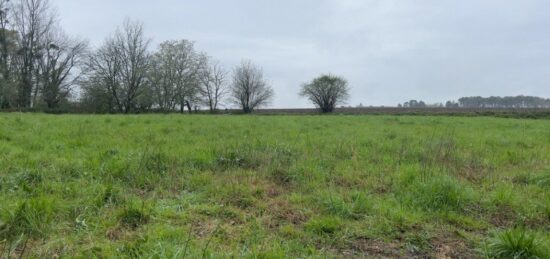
[{"left": 0, "top": 114, "right": 549, "bottom": 258}]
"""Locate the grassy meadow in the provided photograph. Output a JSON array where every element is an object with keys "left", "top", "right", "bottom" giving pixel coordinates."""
[{"left": 0, "top": 114, "right": 549, "bottom": 258}]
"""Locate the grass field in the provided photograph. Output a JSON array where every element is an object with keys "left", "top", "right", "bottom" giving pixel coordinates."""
[{"left": 0, "top": 114, "right": 549, "bottom": 258}]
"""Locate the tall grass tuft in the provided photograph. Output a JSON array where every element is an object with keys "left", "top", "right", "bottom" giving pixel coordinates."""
[
  {"left": 485, "top": 229, "right": 548, "bottom": 259},
  {"left": 118, "top": 203, "right": 150, "bottom": 230},
  {"left": 402, "top": 175, "right": 473, "bottom": 212},
  {"left": 319, "top": 191, "right": 371, "bottom": 219},
  {"left": 1, "top": 198, "right": 56, "bottom": 239},
  {"left": 305, "top": 216, "right": 342, "bottom": 235}
]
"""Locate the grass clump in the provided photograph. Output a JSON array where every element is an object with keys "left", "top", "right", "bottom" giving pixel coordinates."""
[
  {"left": 0, "top": 198, "right": 56, "bottom": 239},
  {"left": 118, "top": 205, "right": 150, "bottom": 229},
  {"left": 401, "top": 175, "right": 473, "bottom": 212},
  {"left": 485, "top": 229, "right": 549, "bottom": 259},
  {"left": 96, "top": 184, "right": 122, "bottom": 207},
  {"left": 319, "top": 191, "right": 372, "bottom": 219},
  {"left": 305, "top": 216, "right": 342, "bottom": 235}
]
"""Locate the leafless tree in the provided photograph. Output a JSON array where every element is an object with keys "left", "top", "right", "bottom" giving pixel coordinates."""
[
  {"left": 37, "top": 30, "right": 87, "bottom": 108},
  {"left": 0, "top": 0, "right": 15, "bottom": 108},
  {"left": 12, "top": 0, "right": 56, "bottom": 108},
  {"left": 300, "top": 74, "right": 350, "bottom": 113},
  {"left": 149, "top": 39, "right": 199, "bottom": 113},
  {"left": 86, "top": 19, "right": 150, "bottom": 113},
  {"left": 85, "top": 36, "right": 122, "bottom": 112},
  {"left": 230, "top": 60, "right": 273, "bottom": 113},
  {"left": 198, "top": 55, "right": 227, "bottom": 113}
]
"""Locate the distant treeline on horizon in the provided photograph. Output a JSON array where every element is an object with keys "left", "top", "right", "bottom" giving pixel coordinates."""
[{"left": 398, "top": 96, "right": 550, "bottom": 109}]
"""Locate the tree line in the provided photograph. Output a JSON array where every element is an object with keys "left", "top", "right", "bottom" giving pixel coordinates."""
[
  {"left": 0, "top": 0, "right": 283, "bottom": 114},
  {"left": 455, "top": 96, "right": 550, "bottom": 109},
  {"left": 399, "top": 96, "right": 550, "bottom": 109},
  {"left": 0, "top": 0, "right": 352, "bottom": 114}
]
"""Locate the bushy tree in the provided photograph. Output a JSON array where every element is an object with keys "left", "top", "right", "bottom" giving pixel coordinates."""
[
  {"left": 148, "top": 40, "right": 201, "bottom": 113},
  {"left": 300, "top": 74, "right": 349, "bottom": 113}
]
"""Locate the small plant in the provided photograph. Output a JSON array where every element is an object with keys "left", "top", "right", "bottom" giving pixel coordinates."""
[
  {"left": 486, "top": 229, "right": 548, "bottom": 259},
  {"left": 305, "top": 216, "right": 342, "bottom": 235}
]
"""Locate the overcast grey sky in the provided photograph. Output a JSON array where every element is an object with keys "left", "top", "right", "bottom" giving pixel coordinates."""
[{"left": 55, "top": 0, "right": 550, "bottom": 108}]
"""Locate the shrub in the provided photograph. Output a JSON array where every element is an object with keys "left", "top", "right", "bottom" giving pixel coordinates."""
[{"left": 486, "top": 229, "right": 548, "bottom": 259}]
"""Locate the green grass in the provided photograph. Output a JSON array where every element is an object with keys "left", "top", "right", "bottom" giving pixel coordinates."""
[
  {"left": 485, "top": 229, "right": 549, "bottom": 259},
  {"left": 0, "top": 114, "right": 549, "bottom": 258}
]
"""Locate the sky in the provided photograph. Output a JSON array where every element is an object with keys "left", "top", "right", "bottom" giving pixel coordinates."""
[{"left": 54, "top": 0, "right": 550, "bottom": 108}]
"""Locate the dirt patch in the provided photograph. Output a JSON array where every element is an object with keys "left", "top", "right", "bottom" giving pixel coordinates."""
[
  {"left": 264, "top": 200, "right": 308, "bottom": 228},
  {"left": 106, "top": 227, "right": 123, "bottom": 241},
  {"left": 430, "top": 232, "right": 481, "bottom": 259},
  {"left": 489, "top": 205, "right": 517, "bottom": 227},
  {"left": 344, "top": 239, "right": 407, "bottom": 258}
]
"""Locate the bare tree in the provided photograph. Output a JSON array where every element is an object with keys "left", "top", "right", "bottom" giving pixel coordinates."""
[
  {"left": 149, "top": 39, "right": 199, "bottom": 113},
  {"left": 86, "top": 19, "right": 150, "bottom": 113},
  {"left": 0, "top": 0, "right": 16, "bottom": 108},
  {"left": 85, "top": 36, "right": 122, "bottom": 112},
  {"left": 37, "top": 30, "right": 87, "bottom": 109},
  {"left": 300, "top": 74, "right": 350, "bottom": 113},
  {"left": 12, "top": 0, "right": 56, "bottom": 108},
  {"left": 230, "top": 60, "right": 273, "bottom": 113},
  {"left": 198, "top": 55, "right": 227, "bottom": 113}
]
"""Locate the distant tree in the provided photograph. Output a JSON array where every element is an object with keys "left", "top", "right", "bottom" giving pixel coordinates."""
[
  {"left": 85, "top": 19, "right": 150, "bottom": 113},
  {"left": 445, "top": 100, "right": 459, "bottom": 108},
  {"left": 149, "top": 39, "right": 200, "bottom": 113},
  {"left": 300, "top": 74, "right": 350, "bottom": 113},
  {"left": 458, "top": 96, "right": 550, "bottom": 108},
  {"left": 402, "top": 99, "right": 428, "bottom": 108},
  {"left": 12, "top": 0, "right": 57, "bottom": 108},
  {"left": 0, "top": 0, "right": 17, "bottom": 108},
  {"left": 37, "top": 31, "right": 88, "bottom": 109},
  {"left": 80, "top": 76, "right": 114, "bottom": 113},
  {"left": 230, "top": 60, "right": 273, "bottom": 113},
  {"left": 198, "top": 56, "right": 227, "bottom": 113}
]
